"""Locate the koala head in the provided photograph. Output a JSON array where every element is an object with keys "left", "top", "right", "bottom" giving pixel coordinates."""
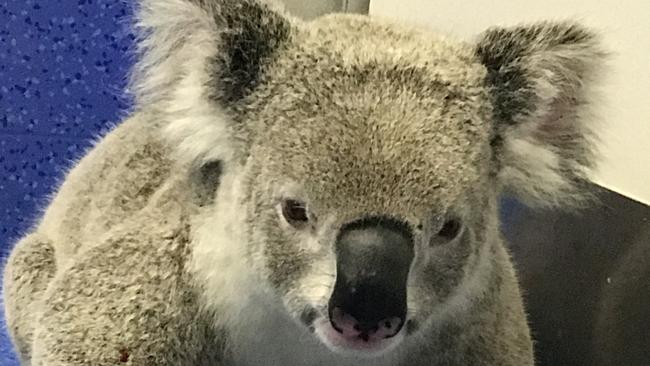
[{"left": 134, "top": 0, "right": 605, "bottom": 357}]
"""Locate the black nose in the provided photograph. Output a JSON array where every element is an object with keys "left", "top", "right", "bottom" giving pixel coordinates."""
[{"left": 328, "top": 216, "right": 413, "bottom": 340}]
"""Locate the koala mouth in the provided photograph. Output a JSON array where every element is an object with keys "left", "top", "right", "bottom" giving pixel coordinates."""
[
  {"left": 300, "top": 305, "right": 406, "bottom": 356},
  {"left": 311, "top": 313, "right": 406, "bottom": 356},
  {"left": 300, "top": 276, "right": 413, "bottom": 357}
]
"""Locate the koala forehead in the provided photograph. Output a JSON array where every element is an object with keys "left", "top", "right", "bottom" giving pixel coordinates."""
[{"left": 247, "top": 15, "right": 494, "bottom": 217}]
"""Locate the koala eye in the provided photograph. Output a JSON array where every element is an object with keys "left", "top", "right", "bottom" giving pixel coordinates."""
[
  {"left": 281, "top": 199, "right": 310, "bottom": 227},
  {"left": 436, "top": 218, "right": 463, "bottom": 241}
]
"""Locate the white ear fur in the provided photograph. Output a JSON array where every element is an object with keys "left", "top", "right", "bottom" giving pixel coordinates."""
[
  {"left": 130, "top": 0, "right": 292, "bottom": 167},
  {"left": 130, "top": 0, "right": 232, "bottom": 166},
  {"left": 130, "top": 0, "right": 218, "bottom": 107},
  {"left": 477, "top": 22, "right": 607, "bottom": 207}
]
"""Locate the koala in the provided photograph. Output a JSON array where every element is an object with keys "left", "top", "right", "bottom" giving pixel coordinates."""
[{"left": 3, "top": 0, "right": 605, "bottom": 365}]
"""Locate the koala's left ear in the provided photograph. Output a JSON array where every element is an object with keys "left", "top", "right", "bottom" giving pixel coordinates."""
[{"left": 476, "top": 22, "right": 607, "bottom": 207}]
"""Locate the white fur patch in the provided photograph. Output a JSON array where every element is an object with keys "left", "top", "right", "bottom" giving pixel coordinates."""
[
  {"left": 500, "top": 135, "right": 573, "bottom": 206},
  {"left": 131, "top": 0, "right": 238, "bottom": 166},
  {"left": 162, "top": 61, "right": 237, "bottom": 166},
  {"left": 190, "top": 171, "right": 259, "bottom": 328},
  {"left": 130, "top": 0, "right": 216, "bottom": 106}
]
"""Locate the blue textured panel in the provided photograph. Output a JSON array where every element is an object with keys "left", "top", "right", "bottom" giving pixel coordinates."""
[
  {"left": 0, "top": 134, "right": 91, "bottom": 242},
  {"left": 1, "top": 0, "right": 133, "bottom": 137},
  {"left": 0, "top": 0, "right": 133, "bottom": 363}
]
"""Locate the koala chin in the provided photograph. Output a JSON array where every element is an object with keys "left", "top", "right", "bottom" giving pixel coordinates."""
[{"left": 3, "top": 0, "right": 606, "bottom": 365}]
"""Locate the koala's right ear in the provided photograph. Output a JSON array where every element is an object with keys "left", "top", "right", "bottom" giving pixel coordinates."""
[{"left": 131, "top": 0, "right": 294, "bottom": 165}]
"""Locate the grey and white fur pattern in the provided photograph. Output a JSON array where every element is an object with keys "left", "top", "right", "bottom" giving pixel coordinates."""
[{"left": 3, "top": 0, "right": 606, "bottom": 365}]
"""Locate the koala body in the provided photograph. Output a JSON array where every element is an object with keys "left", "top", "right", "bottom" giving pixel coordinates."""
[{"left": 3, "top": 0, "right": 604, "bottom": 365}]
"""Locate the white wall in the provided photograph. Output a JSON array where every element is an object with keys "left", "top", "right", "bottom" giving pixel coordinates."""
[{"left": 370, "top": 0, "right": 650, "bottom": 205}]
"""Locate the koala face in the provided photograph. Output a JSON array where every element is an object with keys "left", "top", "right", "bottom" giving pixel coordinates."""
[
  {"left": 241, "top": 16, "right": 495, "bottom": 355},
  {"left": 137, "top": 0, "right": 604, "bottom": 358}
]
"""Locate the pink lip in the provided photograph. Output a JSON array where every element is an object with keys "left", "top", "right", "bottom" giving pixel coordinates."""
[{"left": 313, "top": 318, "right": 403, "bottom": 356}]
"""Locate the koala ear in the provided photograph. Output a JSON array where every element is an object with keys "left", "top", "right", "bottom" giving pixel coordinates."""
[
  {"left": 132, "top": 0, "right": 292, "bottom": 106},
  {"left": 206, "top": 0, "right": 293, "bottom": 105},
  {"left": 131, "top": 0, "right": 293, "bottom": 166},
  {"left": 476, "top": 22, "right": 607, "bottom": 207}
]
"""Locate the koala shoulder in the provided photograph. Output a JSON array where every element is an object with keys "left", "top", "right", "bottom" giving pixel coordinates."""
[{"left": 38, "top": 112, "right": 181, "bottom": 265}]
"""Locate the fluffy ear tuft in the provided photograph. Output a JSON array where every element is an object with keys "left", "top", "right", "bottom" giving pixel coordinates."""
[
  {"left": 476, "top": 21, "right": 607, "bottom": 207},
  {"left": 130, "top": 0, "right": 293, "bottom": 166},
  {"left": 209, "top": 0, "right": 292, "bottom": 104},
  {"left": 130, "top": 0, "right": 217, "bottom": 107},
  {"left": 131, "top": 0, "right": 292, "bottom": 107}
]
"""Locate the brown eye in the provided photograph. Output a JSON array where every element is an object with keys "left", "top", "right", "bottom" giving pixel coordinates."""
[
  {"left": 437, "top": 218, "right": 462, "bottom": 240},
  {"left": 282, "top": 199, "right": 309, "bottom": 227}
]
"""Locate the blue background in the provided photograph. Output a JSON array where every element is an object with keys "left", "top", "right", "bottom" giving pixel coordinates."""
[
  {"left": 0, "top": 1, "right": 522, "bottom": 364},
  {"left": 1, "top": 0, "right": 134, "bottom": 363}
]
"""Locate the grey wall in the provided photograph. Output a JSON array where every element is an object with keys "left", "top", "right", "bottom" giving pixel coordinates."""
[
  {"left": 504, "top": 186, "right": 650, "bottom": 366},
  {"left": 279, "top": 0, "right": 370, "bottom": 19}
]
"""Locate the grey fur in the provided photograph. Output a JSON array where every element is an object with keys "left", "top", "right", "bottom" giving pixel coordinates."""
[
  {"left": 3, "top": 1, "right": 605, "bottom": 365},
  {"left": 206, "top": 0, "right": 292, "bottom": 104}
]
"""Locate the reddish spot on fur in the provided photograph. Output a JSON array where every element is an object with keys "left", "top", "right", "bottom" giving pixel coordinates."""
[{"left": 119, "top": 348, "right": 130, "bottom": 363}]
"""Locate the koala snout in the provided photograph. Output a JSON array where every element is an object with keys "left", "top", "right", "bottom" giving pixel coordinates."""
[{"left": 328, "top": 216, "right": 414, "bottom": 340}]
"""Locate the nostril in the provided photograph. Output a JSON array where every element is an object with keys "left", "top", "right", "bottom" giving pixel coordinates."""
[
  {"left": 377, "top": 316, "right": 404, "bottom": 338},
  {"left": 330, "top": 307, "right": 362, "bottom": 336}
]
